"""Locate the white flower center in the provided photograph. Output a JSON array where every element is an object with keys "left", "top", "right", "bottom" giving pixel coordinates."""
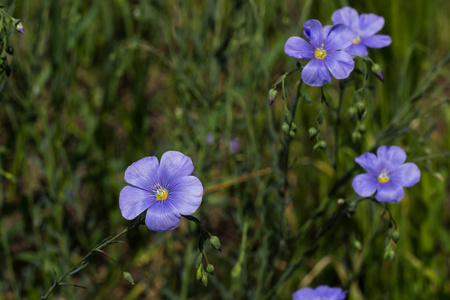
[
  {"left": 154, "top": 184, "right": 168, "bottom": 200},
  {"left": 378, "top": 170, "right": 389, "bottom": 183},
  {"left": 353, "top": 35, "right": 361, "bottom": 44}
]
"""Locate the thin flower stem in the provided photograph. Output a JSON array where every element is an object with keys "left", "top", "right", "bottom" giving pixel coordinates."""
[
  {"left": 39, "top": 218, "right": 141, "bottom": 300},
  {"left": 334, "top": 81, "right": 346, "bottom": 178}
]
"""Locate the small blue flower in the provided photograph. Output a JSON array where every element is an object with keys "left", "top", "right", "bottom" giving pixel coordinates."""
[
  {"left": 119, "top": 151, "right": 203, "bottom": 232},
  {"left": 331, "top": 6, "right": 392, "bottom": 56},
  {"left": 229, "top": 138, "right": 240, "bottom": 153},
  {"left": 352, "top": 146, "right": 421, "bottom": 203},
  {"left": 292, "top": 285, "right": 347, "bottom": 300},
  {"left": 284, "top": 19, "right": 355, "bottom": 86}
]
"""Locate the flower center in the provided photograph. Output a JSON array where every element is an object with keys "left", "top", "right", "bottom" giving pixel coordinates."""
[
  {"left": 315, "top": 47, "right": 327, "bottom": 59},
  {"left": 154, "top": 184, "right": 168, "bottom": 200},
  {"left": 378, "top": 170, "right": 389, "bottom": 183},
  {"left": 353, "top": 35, "right": 361, "bottom": 44}
]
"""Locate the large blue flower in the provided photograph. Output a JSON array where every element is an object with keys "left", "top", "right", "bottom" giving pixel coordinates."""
[
  {"left": 331, "top": 6, "right": 392, "bottom": 56},
  {"left": 284, "top": 19, "right": 355, "bottom": 86},
  {"left": 352, "top": 146, "right": 420, "bottom": 203},
  {"left": 292, "top": 285, "right": 347, "bottom": 300},
  {"left": 119, "top": 151, "right": 203, "bottom": 232}
]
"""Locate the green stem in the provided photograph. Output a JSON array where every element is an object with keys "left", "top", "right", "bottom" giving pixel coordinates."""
[{"left": 40, "top": 218, "right": 141, "bottom": 300}]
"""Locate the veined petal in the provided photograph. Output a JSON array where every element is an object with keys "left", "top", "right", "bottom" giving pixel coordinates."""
[
  {"left": 377, "top": 146, "right": 406, "bottom": 171},
  {"left": 169, "top": 176, "right": 203, "bottom": 215},
  {"left": 303, "top": 19, "right": 324, "bottom": 48},
  {"left": 284, "top": 36, "right": 314, "bottom": 59},
  {"left": 390, "top": 163, "right": 421, "bottom": 187},
  {"left": 359, "top": 13, "right": 385, "bottom": 37},
  {"left": 325, "top": 24, "right": 355, "bottom": 51},
  {"left": 145, "top": 200, "right": 181, "bottom": 232},
  {"left": 119, "top": 186, "right": 155, "bottom": 220},
  {"left": 352, "top": 174, "right": 379, "bottom": 197},
  {"left": 159, "top": 151, "right": 194, "bottom": 189},
  {"left": 331, "top": 6, "right": 359, "bottom": 30},
  {"left": 292, "top": 287, "right": 317, "bottom": 300},
  {"left": 325, "top": 51, "right": 355, "bottom": 79},
  {"left": 375, "top": 181, "right": 405, "bottom": 203},
  {"left": 355, "top": 152, "right": 379, "bottom": 175},
  {"left": 301, "top": 59, "right": 331, "bottom": 86},
  {"left": 124, "top": 156, "right": 159, "bottom": 191},
  {"left": 363, "top": 34, "right": 392, "bottom": 48},
  {"left": 345, "top": 43, "right": 368, "bottom": 56}
]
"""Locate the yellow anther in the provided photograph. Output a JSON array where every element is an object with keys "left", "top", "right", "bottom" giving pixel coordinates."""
[
  {"left": 378, "top": 171, "right": 389, "bottom": 183},
  {"left": 154, "top": 184, "right": 169, "bottom": 200},
  {"left": 315, "top": 48, "right": 327, "bottom": 59}
]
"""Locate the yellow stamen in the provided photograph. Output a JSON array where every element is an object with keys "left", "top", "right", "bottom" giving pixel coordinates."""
[
  {"left": 353, "top": 36, "right": 361, "bottom": 44},
  {"left": 154, "top": 184, "right": 168, "bottom": 200},
  {"left": 315, "top": 48, "right": 327, "bottom": 59},
  {"left": 378, "top": 171, "right": 389, "bottom": 183}
]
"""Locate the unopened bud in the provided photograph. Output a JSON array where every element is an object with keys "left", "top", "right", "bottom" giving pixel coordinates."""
[
  {"left": 371, "top": 63, "right": 384, "bottom": 82},
  {"left": 391, "top": 230, "right": 400, "bottom": 243},
  {"left": 354, "top": 240, "right": 362, "bottom": 251},
  {"left": 206, "top": 264, "right": 214, "bottom": 273},
  {"left": 268, "top": 88, "right": 278, "bottom": 105},
  {"left": 358, "top": 123, "right": 366, "bottom": 134},
  {"left": 308, "top": 127, "right": 318, "bottom": 139},
  {"left": 289, "top": 130, "right": 296, "bottom": 137},
  {"left": 210, "top": 236, "right": 222, "bottom": 252},
  {"left": 281, "top": 123, "right": 290, "bottom": 135},
  {"left": 195, "top": 253, "right": 203, "bottom": 268},
  {"left": 356, "top": 102, "right": 365, "bottom": 115},
  {"left": 196, "top": 265, "right": 203, "bottom": 281},
  {"left": 201, "top": 273, "right": 208, "bottom": 286},
  {"left": 352, "top": 131, "right": 361, "bottom": 143},
  {"left": 348, "top": 107, "right": 357, "bottom": 120},
  {"left": 318, "top": 140, "right": 327, "bottom": 150}
]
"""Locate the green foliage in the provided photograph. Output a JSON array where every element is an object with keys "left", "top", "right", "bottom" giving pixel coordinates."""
[{"left": 0, "top": 0, "right": 449, "bottom": 299}]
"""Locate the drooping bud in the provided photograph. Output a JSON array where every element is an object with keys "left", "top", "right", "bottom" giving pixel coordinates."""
[
  {"left": 308, "top": 127, "right": 318, "bottom": 139},
  {"left": 206, "top": 264, "right": 215, "bottom": 273},
  {"left": 352, "top": 131, "right": 361, "bottom": 143},
  {"left": 13, "top": 19, "right": 24, "bottom": 34},
  {"left": 348, "top": 107, "right": 357, "bottom": 120},
  {"left": 281, "top": 123, "right": 290, "bottom": 135},
  {"left": 201, "top": 272, "right": 208, "bottom": 286},
  {"left": 209, "top": 236, "right": 222, "bottom": 252},
  {"left": 195, "top": 253, "right": 203, "bottom": 268},
  {"left": 356, "top": 102, "right": 365, "bottom": 115},
  {"left": 391, "top": 230, "right": 400, "bottom": 243},
  {"left": 371, "top": 63, "right": 384, "bottom": 82},
  {"left": 268, "top": 88, "right": 278, "bottom": 105},
  {"left": 196, "top": 265, "right": 203, "bottom": 281},
  {"left": 318, "top": 140, "right": 327, "bottom": 150}
]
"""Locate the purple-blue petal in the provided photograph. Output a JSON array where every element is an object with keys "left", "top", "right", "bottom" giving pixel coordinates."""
[
  {"left": 292, "top": 287, "right": 317, "bottom": 300},
  {"left": 352, "top": 174, "right": 379, "bottom": 197},
  {"left": 331, "top": 6, "right": 359, "bottom": 30},
  {"left": 377, "top": 146, "right": 406, "bottom": 171},
  {"left": 345, "top": 43, "right": 368, "bottom": 56},
  {"left": 323, "top": 25, "right": 332, "bottom": 37},
  {"left": 303, "top": 19, "right": 324, "bottom": 48},
  {"left": 314, "top": 286, "right": 347, "bottom": 299},
  {"left": 375, "top": 181, "right": 405, "bottom": 203},
  {"left": 325, "top": 51, "right": 355, "bottom": 79},
  {"left": 159, "top": 151, "right": 194, "bottom": 189},
  {"left": 355, "top": 152, "right": 379, "bottom": 175},
  {"left": 359, "top": 13, "right": 385, "bottom": 37},
  {"left": 363, "top": 34, "right": 392, "bottom": 48},
  {"left": 301, "top": 59, "right": 331, "bottom": 86},
  {"left": 124, "top": 156, "right": 159, "bottom": 191},
  {"left": 168, "top": 175, "right": 203, "bottom": 215},
  {"left": 145, "top": 200, "right": 181, "bottom": 231},
  {"left": 390, "top": 163, "right": 421, "bottom": 187},
  {"left": 119, "top": 185, "right": 156, "bottom": 220},
  {"left": 325, "top": 24, "right": 355, "bottom": 51},
  {"left": 284, "top": 37, "right": 314, "bottom": 59}
]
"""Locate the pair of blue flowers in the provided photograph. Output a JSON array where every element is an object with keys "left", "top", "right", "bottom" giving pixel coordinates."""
[{"left": 285, "top": 6, "right": 392, "bottom": 86}]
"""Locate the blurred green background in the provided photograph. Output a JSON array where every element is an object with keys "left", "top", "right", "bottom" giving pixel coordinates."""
[{"left": 1, "top": 0, "right": 449, "bottom": 299}]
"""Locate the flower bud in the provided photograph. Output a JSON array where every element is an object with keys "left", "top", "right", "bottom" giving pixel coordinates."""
[
  {"left": 268, "top": 88, "right": 278, "bottom": 105},
  {"left": 358, "top": 123, "right": 366, "bottom": 134},
  {"left": 371, "top": 63, "right": 384, "bottom": 82},
  {"left": 356, "top": 102, "right": 365, "bottom": 115},
  {"left": 308, "top": 127, "right": 318, "bottom": 139},
  {"left": 281, "top": 123, "right": 290, "bottom": 135},
  {"left": 289, "top": 130, "right": 296, "bottom": 138},
  {"left": 206, "top": 264, "right": 214, "bottom": 273},
  {"left": 13, "top": 19, "right": 24, "bottom": 34},
  {"left": 391, "top": 230, "right": 400, "bottom": 243},
  {"left": 348, "top": 107, "right": 357, "bottom": 120},
  {"left": 352, "top": 131, "right": 361, "bottom": 143},
  {"left": 196, "top": 265, "right": 203, "bottom": 281},
  {"left": 354, "top": 240, "right": 362, "bottom": 251},
  {"left": 318, "top": 140, "right": 327, "bottom": 150},
  {"left": 209, "top": 236, "right": 222, "bottom": 252},
  {"left": 202, "top": 272, "right": 208, "bottom": 286}
]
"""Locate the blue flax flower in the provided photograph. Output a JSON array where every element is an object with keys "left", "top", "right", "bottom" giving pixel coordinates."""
[
  {"left": 119, "top": 151, "right": 203, "bottom": 232},
  {"left": 284, "top": 19, "right": 355, "bottom": 86},
  {"left": 292, "top": 286, "right": 347, "bottom": 300},
  {"left": 352, "top": 146, "right": 420, "bottom": 203},
  {"left": 331, "top": 6, "right": 392, "bottom": 56}
]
